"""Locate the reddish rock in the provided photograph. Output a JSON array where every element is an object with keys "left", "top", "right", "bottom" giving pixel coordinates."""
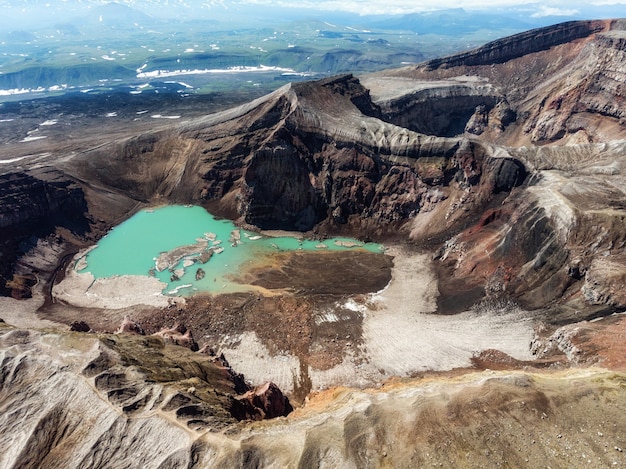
[
  {"left": 116, "top": 316, "right": 145, "bottom": 335},
  {"left": 198, "top": 344, "right": 217, "bottom": 356},
  {"left": 234, "top": 381, "right": 293, "bottom": 420},
  {"left": 152, "top": 323, "right": 199, "bottom": 351}
]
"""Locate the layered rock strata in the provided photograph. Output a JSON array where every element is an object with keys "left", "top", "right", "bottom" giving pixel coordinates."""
[{"left": 0, "top": 323, "right": 624, "bottom": 468}]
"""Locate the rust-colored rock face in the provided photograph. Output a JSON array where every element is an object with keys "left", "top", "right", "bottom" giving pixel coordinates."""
[{"left": 360, "top": 19, "right": 626, "bottom": 315}]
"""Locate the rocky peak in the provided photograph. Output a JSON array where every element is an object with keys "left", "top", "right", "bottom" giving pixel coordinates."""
[{"left": 313, "top": 73, "right": 382, "bottom": 118}]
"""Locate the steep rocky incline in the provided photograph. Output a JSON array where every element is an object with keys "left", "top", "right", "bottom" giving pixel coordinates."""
[
  {"left": 0, "top": 323, "right": 293, "bottom": 469},
  {"left": 1, "top": 322, "right": 624, "bottom": 468},
  {"left": 423, "top": 20, "right": 608, "bottom": 69},
  {"left": 64, "top": 74, "right": 523, "bottom": 239},
  {"left": 0, "top": 168, "right": 91, "bottom": 298},
  {"left": 361, "top": 19, "right": 626, "bottom": 315},
  {"left": 370, "top": 19, "right": 626, "bottom": 146},
  {"left": 419, "top": 141, "right": 626, "bottom": 316}
]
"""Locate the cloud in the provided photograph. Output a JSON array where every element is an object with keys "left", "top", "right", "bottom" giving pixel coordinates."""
[
  {"left": 531, "top": 5, "right": 580, "bottom": 17},
  {"left": 239, "top": 0, "right": 583, "bottom": 16}
]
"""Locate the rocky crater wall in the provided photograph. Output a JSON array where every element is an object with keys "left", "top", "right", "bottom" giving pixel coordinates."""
[
  {"left": 423, "top": 20, "right": 608, "bottom": 69},
  {"left": 0, "top": 169, "right": 89, "bottom": 297}
]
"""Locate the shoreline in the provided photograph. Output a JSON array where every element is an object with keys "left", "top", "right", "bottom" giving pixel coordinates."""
[{"left": 52, "top": 260, "right": 177, "bottom": 309}]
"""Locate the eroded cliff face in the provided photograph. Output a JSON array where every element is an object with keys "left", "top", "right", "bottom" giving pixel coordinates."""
[
  {"left": 361, "top": 19, "right": 626, "bottom": 314},
  {"left": 64, "top": 74, "right": 523, "bottom": 241},
  {"left": 0, "top": 324, "right": 296, "bottom": 469},
  {"left": 0, "top": 168, "right": 90, "bottom": 298},
  {"left": 372, "top": 19, "right": 626, "bottom": 146}
]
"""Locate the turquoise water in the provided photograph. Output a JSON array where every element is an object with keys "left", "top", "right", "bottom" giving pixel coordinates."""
[{"left": 78, "top": 205, "right": 384, "bottom": 295}]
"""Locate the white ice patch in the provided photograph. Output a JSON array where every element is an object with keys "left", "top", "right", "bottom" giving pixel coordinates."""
[
  {"left": 0, "top": 87, "right": 45, "bottom": 96},
  {"left": 342, "top": 298, "right": 367, "bottom": 314},
  {"left": 164, "top": 81, "right": 193, "bottom": 89},
  {"left": 20, "top": 136, "right": 47, "bottom": 142},
  {"left": 314, "top": 311, "right": 341, "bottom": 326},
  {"left": 219, "top": 332, "right": 301, "bottom": 394},
  {"left": 281, "top": 72, "right": 316, "bottom": 77},
  {"left": 136, "top": 65, "right": 296, "bottom": 79},
  {"left": 0, "top": 84, "right": 68, "bottom": 96},
  {"left": 0, "top": 153, "right": 50, "bottom": 164}
]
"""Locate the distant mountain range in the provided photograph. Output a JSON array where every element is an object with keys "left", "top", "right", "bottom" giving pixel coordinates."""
[
  {"left": 1, "top": 1, "right": 625, "bottom": 30},
  {"left": 0, "top": 2, "right": 624, "bottom": 100}
]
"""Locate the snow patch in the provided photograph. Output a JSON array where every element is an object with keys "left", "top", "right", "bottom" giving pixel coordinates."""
[
  {"left": 20, "top": 136, "right": 48, "bottom": 142},
  {"left": 137, "top": 65, "right": 296, "bottom": 79}
]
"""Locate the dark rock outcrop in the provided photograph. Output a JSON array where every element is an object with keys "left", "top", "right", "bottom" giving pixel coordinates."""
[
  {"left": 0, "top": 170, "right": 85, "bottom": 229},
  {"left": 65, "top": 73, "right": 501, "bottom": 236},
  {"left": 116, "top": 316, "right": 145, "bottom": 335},
  {"left": 0, "top": 168, "right": 89, "bottom": 296},
  {"left": 376, "top": 83, "right": 501, "bottom": 137},
  {"left": 69, "top": 321, "right": 91, "bottom": 332},
  {"left": 232, "top": 381, "right": 293, "bottom": 421},
  {"left": 486, "top": 157, "right": 526, "bottom": 194}
]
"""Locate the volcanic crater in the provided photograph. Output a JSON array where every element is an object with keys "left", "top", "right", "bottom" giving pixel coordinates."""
[{"left": 1, "top": 18, "right": 626, "bottom": 468}]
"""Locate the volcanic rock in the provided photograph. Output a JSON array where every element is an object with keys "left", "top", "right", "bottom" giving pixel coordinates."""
[
  {"left": 69, "top": 321, "right": 91, "bottom": 332},
  {"left": 233, "top": 381, "right": 293, "bottom": 421},
  {"left": 0, "top": 323, "right": 624, "bottom": 468},
  {"left": 0, "top": 18, "right": 625, "bottom": 468},
  {"left": 0, "top": 20, "right": 624, "bottom": 321},
  {"left": 0, "top": 169, "right": 89, "bottom": 295},
  {"left": 152, "top": 323, "right": 199, "bottom": 351},
  {"left": 116, "top": 316, "right": 145, "bottom": 335}
]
